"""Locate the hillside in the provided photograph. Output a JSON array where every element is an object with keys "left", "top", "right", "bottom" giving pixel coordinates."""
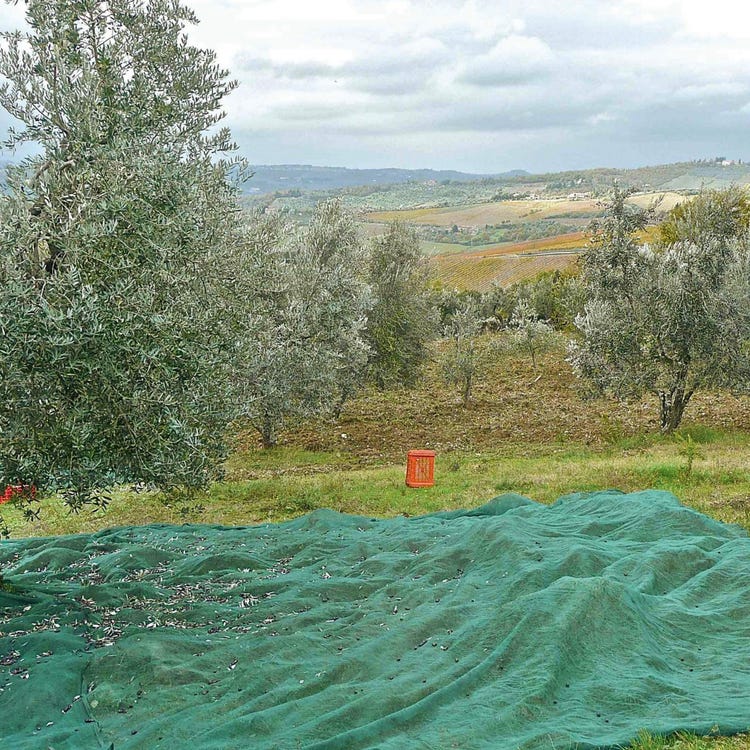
[
  {"left": 244, "top": 159, "right": 750, "bottom": 207},
  {"left": 242, "top": 164, "right": 528, "bottom": 194},
  {"left": 239, "top": 160, "right": 750, "bottom": 292}
]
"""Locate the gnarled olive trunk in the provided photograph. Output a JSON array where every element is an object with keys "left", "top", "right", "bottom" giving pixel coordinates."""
[
  {"left": 659, "top": 387, "right": 693, "bottom": 433},
  {"left": 260, "top": 417, "right": 279, "bottom": 449}
]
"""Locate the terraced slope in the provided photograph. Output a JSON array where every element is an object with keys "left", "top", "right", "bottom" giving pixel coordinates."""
[
  {"left": 431, "top": 226, "right": 663, "bottom": 291},
  {"left": 432, "top": 233, "right": 585, "bottom": 290}
]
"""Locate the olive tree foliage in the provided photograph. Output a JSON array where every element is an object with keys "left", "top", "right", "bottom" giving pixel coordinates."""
[
  {"left": 569, "top": 186, "right": 750, "bottom": 433},
  {"left": 658, "top": 187, "right": 750, "bottom": 248},
  {"left": 0, "top": 0, "right": 243, "bottom": 527},
  {"left": 442, "top": 301, "right": 484, "bottom": 406},
  {"left": 502, "top": 271, "right": 585, "bottom": 332},
  {"left": 505, "top": 299, "right": 558, "bottom": 375},
  {"left": 365, "top": 223, "right": 437, "bottom": 388},
  {"left": 235, "top": 202, "right": 371, "bottom": 448}
]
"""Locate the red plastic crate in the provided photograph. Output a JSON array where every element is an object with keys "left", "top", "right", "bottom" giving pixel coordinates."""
[
  {"left": 1, "top": 485, "right": 36, "bottom": 504},
  {"left": 405, "top": 450, "right": 436, "bottom": 488}
]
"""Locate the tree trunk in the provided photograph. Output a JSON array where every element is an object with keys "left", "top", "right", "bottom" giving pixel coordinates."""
[
  {"left": 332, "top": 384, "right": 353, "bottom": 420},
  {"left": 659, "top": 388, "right": 693, "bottom": 433},
  {"left": 260, "top": 416, "right": 278, "bottom": 449},
  {"left": 462, "top": 373, "right": 472, "bottom": 407},
  {"left": 527, "top": 336, "right": 537, "bottom": 373}
]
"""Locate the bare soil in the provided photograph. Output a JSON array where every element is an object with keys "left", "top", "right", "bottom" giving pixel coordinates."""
[{"left": 243, "top": 346, "right": 750, "bottom": 461}]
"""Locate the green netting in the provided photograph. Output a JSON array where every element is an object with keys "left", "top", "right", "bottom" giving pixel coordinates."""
[{"left": 2, "top": 489, "right": 750, "bottom": 749}]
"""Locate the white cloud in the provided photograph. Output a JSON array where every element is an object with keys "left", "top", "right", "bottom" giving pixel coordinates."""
[
  {"left": 678, "top": 0, "right": 750, "bottom": 39},
  {"left": 0, "top": 0, "right": 748, "bottom": 171},
  {"left": 459, "top": 35, "right": 555, "bottom": 86}
]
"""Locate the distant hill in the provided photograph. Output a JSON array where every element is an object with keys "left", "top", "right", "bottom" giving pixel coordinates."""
[
  {"left": 240, "top": 160, "right": 750, "bottom": 197},
  {"left": 4, "top": 157, "right": 750, "bottom": 202},
  {"left": 241, "top": 160, "right": 750, "bottom": 214},
  {"left": 525, "top": 160, "right": 750, "bottom": 194},
  {"left": 242, "top": 164, "right": 528, "bottom": 194}
]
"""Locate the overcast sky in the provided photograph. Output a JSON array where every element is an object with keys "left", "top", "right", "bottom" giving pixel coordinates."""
[{"left": 1, "top": 0, "right": 749, "bottom": 173}]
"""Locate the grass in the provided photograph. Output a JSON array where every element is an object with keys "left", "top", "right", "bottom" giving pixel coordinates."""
[
  {"left": 631, "top": 731, "right": 750, "bottom": 750},
  {"left": 6, "top": 345, "right": 750, "bottom": 538},
  {"left": 6, "top": 431, "right": 750, "bottom": 541}
]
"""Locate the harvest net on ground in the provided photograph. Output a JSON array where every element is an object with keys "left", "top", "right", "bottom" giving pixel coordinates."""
[{"left": 1, "top": 490, "right": 750, "bottom": 749}]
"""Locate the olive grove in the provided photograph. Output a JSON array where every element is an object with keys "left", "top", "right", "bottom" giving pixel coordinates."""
[{"left": 570, "top": 187, "right": 750, "bottom": 432}]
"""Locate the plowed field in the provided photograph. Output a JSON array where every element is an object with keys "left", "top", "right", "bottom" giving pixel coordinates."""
[{"left": 432, "top": 232, "right": 585, "bottom": 290}]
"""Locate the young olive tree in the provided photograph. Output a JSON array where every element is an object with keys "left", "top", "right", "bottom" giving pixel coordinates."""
[
  {"left": 504, "top": 271, "right": 585, "bottom": 331},
  {"left": 506, "top": 299, "right": 558, "bottom": 374},
  {"left": 0, "top": 0, "right": 242, "bottom": 525},
  {"left": 570, "top": 187, "right": 750, "bottom": 432},
  {"left": 236, "top": 202, "right": 370, "bottom": 448},
  {"left": 441, "top": 302, "right": 484, "bottom": 406},
  {"left": 365, "top": 222, "right": 437, "bottom": 388}
]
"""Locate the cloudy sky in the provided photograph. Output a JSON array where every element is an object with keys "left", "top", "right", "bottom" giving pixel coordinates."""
[{"left": 2, "top": 0, "right": 750, "bottom": 173}]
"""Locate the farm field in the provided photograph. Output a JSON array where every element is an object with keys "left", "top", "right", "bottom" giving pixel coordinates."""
[
  {"left": 366, "top": 197, "right": 600, "bottom": 227},
  {"left": 362, "top": 191, "right": 678, "bottom": 290},
  {"left": 419, "top": 239, "right": 476, "bottom": 256},
  {"left": 431, "top": 231, "right": 584, "bottom": 290},
  {"left": 430, "top": 226, "right": 663, "bottom": 290},
  {"left": 364, "top": 192, "right": 686, "bottom": 229},
  {"left": 434, "top": 246, "right": 579, "bottom": 290},
  {"left": 629, "top": 190, "right": 685, "bottom": 211}
]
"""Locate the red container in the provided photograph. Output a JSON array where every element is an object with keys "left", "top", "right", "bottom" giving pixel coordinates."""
[
  {"left": 406, "top": 450, "right": 436, "bottom": 488},
  {"left": 1, "top": 485, "right": 36, "bottom": 504}
]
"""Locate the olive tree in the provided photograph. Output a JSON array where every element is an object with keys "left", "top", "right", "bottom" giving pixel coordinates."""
[
  {"left": 658, "top": 187, "right": 750, "bottom": 248},
  {"left": 570, "top": 187, "right": 750, "bottom": 432},
  {"left": 365, "top": 223, "right": 437, "bottom": 387},
  {"left": 442, "top": 301, "right": 484, "bottom": 406},
  {"left": 236, "top": 202, "right": 370, "bottom": 448},
  {"left": 0, "top": 0, "right": 243, "bottom": 526},
  {"left": 506, "top": 299, "right": 558, "bottom": 375}
]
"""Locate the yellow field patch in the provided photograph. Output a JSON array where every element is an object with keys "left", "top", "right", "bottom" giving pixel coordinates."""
[
  {"left": 366, "top": 198, "right": 598, "bottom": 227},
  {"left": 430, "top": 223, "right": 664, "bottom": 291},
  {"left": 628, "top": 191, "right": 687, "bottom": 212},
  {"left": 434, "top": 252, "right": 578, "bottom": 292},
  {"left": 366, "top": 192, "right": 690, "bottom": 230}
]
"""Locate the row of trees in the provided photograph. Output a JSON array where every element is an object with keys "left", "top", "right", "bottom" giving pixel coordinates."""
[
  {"left": 236, "top": 211, "right": 433, "bottom": 447},
  {"left": 0, "top": 0, "right": 435, "bottom": 524},
  {"left": 2, "top": 0, "right": 750, "bottom": 528},
  {"left": 414, "top": 185, "right": 750, "bottom": 429}
]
